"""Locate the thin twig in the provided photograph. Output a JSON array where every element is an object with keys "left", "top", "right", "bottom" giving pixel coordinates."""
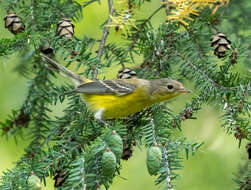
[
  {"left": 30, "top": 0, "right": 37, "bottom": 30},
  {"left": 115, "top": 174, "right": 127, "bottom": 180},
  {"left": 94, "top": 157, "right": 101, "bottom": 187},
  {"left": 150, "top": 117, "right": 157, "bottom": 144},
  {"left": 81, "top": 0, "right": 98, "bottom": 8},
  {"left": 43, "top": 144, "right": 82, "bottom": 170},
  {"left": 1, "top": 107, "right": 30, "bottom": 133},
  {"left": 144, "top": 5, "right": 164, "bottom": 24},
  {"left": 163, "top": 145, "right": 174, "bottom": 190},
  {"left": 119, "top": 62, "right": 125, "bottom": 69},
  {"left": 31, "top": 0, "right": 35, "bottom": 19},
  {"left": 176, "top": 51, "right": 228, "bottom": 90},
  {"left": 147, "top": 108, "right": 157, "bottom": 144},
  {"left": 94, "top": 0, "right": 114, "bottom": 80},
  {"left": 128, "top": 0, "right": 132, "bottom": 10},
  {"left": 182, "top": 24, "right": 206, "bottom": 61},
  {"left": 97, "top": 0, "right": 114, "bottom": 59},
  {"left": 130, "top": 5, "right": 164, "bottom": 50},
  {"left": 178, "top": 51, "right": 251, "bottom": 91},
  {"left": 162, "top": 0, "right": 171, "bottom": 21},
  {"left": 81, "top": 158, "right": 86, "bottom": 190},
  {"left": 183, "top": 55, "right": 222, "bottom": 88},
  {"left": 211, "top": 24, "right": 218, "bottom": 33}
]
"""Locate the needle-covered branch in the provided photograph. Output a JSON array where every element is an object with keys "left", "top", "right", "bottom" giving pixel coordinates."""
[
  {"left": 0, "top": 1, "right": 250, "bottom": 190},
  {"left": 94, "top": 0, "right": 115, "bottom": 80}
]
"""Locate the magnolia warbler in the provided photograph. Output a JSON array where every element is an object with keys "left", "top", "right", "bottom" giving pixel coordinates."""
[{"left": 41, "top": 54, "right": 190, "bottom": 121}]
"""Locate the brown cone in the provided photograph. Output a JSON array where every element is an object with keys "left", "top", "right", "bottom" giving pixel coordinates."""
[
  {"left": 117, "top": 68, "right": 137, "bottom": 79},
  {"left": 211, "top": 32, "right": 231, "bottom": 58},
  {"left": 4, "top": 13, "right": 25, "bottom": 34},
  {"left": 56, "top": 18, "right": 74, "bottom": 40}
]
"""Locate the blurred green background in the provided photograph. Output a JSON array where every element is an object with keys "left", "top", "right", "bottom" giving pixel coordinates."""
[{"left": 0, "top": 1, "right": 248, "bottom": 190}]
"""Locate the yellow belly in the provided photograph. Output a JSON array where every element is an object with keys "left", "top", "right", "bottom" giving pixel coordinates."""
[{"left": 81, "top": 88, "right": 152, "bottom": 119}]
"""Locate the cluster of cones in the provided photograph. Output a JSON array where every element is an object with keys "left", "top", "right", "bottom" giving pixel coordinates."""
[{"left": 4, "top": 13, "right": 75, "bottom": 55}]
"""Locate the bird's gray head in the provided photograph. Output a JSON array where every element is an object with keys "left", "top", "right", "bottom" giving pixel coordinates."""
[{"left": 150, "top": 78, "right": 191, "bottom": 101}]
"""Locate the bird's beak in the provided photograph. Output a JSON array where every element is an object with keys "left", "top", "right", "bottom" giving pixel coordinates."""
[{"left": 179, "top": 88, "right": 191, "bottom": 93}]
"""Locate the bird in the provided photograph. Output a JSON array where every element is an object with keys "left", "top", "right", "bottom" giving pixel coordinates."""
[{"left": 41, "top": 54, "right": 191, "bottom": 122}]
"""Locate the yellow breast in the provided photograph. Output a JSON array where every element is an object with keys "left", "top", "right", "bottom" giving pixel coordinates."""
[{"left": 81, "top": 87, "right": 152, "bottom": 119}]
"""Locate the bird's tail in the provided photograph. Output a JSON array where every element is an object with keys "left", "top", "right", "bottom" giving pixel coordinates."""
[{"left": 41, "top": 54, "right": 89, "bottom": 85}]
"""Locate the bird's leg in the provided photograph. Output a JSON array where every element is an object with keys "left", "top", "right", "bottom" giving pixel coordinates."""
[{"left": 94, "top": 109, "right": 111, "bottom": 128}]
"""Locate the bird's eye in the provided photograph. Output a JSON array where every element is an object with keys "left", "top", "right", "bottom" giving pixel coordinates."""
[{"left": 167, "top": 84, "right": 173, "bottom": 90}]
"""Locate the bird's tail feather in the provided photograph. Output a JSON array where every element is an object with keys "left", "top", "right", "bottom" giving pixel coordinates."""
[{"left": 41, "top": 54, "right": 87, "bottom": 85}]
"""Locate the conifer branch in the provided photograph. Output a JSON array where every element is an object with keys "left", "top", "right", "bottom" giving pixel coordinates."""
[
  {"left": 130, "top": 5, "right": 164, "bottom": 50},
  {"left": 177, "top": 51, "right": 230, "bottom": 90},
  {"left": 1, "top": 107, "right": 30, "bottom": 133},
  {"left": 94, "top": 0, "right": 114, "bottom": 80},
  {"left": 0, "top": 1, "right": 250, "bottom": 190},
  {"left": 43, "top": 143, "right": 82, "bottom": 171},
  {"left": 81, "top": 0, "right": 99, "bottom": 8},
  {"left": 183, "top": 25, "right": 206, "bottom": 61},
  {"left": 147, "top": 5, "right": 164, "bottom": 23},
  {"left": 163, "top": 145, "right": 173, "bottom": 190},
  {"left": 178, "top": 51, "right": 251, "bottom": 91},
  {"left": 30, "top": 0, "right": 35, "bottom": 20},
  {"left": 150, "top": 117, "right": 157, "bottom": 144},
  {"left": 162, "top": 0, "right": 171, "bottom": 20},
  {"left": 30, "top": 0, "right": 38, "bottom": 31}
]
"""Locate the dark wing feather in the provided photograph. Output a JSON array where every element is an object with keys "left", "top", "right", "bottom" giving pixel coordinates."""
[{"left": 74, "top": 80, "right": 136, "bottom": 96}]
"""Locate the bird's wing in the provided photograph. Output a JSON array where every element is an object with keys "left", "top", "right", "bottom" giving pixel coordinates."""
[{"left": 73, "top": 80, "right": 136, "bottom": 96}]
